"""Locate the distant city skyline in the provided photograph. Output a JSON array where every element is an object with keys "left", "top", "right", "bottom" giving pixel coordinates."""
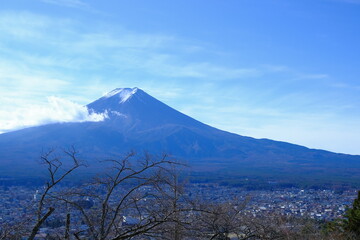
[{"left": 0, "top": 0, "right": 359, "bottom": 154}]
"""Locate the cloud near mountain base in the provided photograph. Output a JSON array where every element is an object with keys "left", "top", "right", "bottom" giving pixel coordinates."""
[{"left": 0, "top": 96, "right": 107, "bottom": 134}]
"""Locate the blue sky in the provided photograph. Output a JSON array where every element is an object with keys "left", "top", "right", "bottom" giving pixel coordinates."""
[{"left": 0, "top": 0, "right": 360, "bottom": 154}]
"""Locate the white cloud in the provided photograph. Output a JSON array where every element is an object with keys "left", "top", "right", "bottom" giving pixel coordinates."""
[
  {"left": 0, "top": 11, "right": 70, "bottom": 39},
  {"left": 239, "top": 118, "right": 360, "bottom": 155},
  {"left": 194, "top": 106, "right": 360, "bottom": 155},
  {"left": 262, "top": 64, "right": 289, "bottom": 73},
  {"left": 137, "top": 55, "right": 261, "bottom": 80},
  {"left": 41, "top": 0, "right": 89, "bottom": 9},
  {"left": 299, "top": 74, "right": 329, "bottom": 80},
  {"left": 0, "top": 10, "right": 261, "bottom": 82},
  {"left": 0, "top": 97, "right": 107, "bottom": 134}
]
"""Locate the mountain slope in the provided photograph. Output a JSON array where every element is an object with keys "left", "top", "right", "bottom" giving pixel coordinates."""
[{"left": 0, "top": 87, "right": 360, "bottom": 185}]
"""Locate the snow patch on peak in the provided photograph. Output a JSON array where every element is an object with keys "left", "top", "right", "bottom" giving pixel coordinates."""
[
  {"left": 110, "top": 111, "right": 127, "bottom": 118},
  {"left": 119, "top": 88, "right": 138, "bottom": 103},
  {"left": 103, "top": 87, "right": 138, "bottom": 103}
]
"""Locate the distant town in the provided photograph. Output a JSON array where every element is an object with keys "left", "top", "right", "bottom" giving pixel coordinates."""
[{"left": 0, "top": 183, "right": 357, "bottom": 237}]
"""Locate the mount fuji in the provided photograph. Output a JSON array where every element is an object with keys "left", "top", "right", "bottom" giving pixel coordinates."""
[{"left": 1, "top": 87, "right": 360, "bottom": 186}]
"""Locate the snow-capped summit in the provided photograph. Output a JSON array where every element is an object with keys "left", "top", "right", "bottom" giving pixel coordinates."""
[
  {"left": 88, "top": 87, "right": 145, "bottom": 113},
  {"left": 103, "top": 87, "right": 138, "bottom": 103},
  {"left": 87, "top": 87, "right": 208, "bottom": 130}
]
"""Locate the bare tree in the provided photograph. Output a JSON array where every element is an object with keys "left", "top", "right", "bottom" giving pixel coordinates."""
[
  {"left": 0, "top": 220, "right": 32, "bottom": 240},
  {"left": 185, "top": 199, "right": 249, "bottom": 240},
  {"left": 1, "top": 149, "right": 186, "bottom": 240},
  {"left": 28, "top": 146, "right": 84, "bottom": 240},
  {"left": 48, "top": 151, "right": 183, "bottom": 240},
  {"left": 140, "top": 164, "right": 195, "bottom": 240}
]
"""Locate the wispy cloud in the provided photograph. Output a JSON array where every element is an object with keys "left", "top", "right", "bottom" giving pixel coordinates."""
[
  {"left": 183, "top": 102, "right": 360, "bottom": 154},
  {"left": 239, "top": 115, "right": 360, "bottom": 155},
  {"left": 0, "top": 97, "right": 107, "bottom": 134},
  {"left": 139, "top": 57, "right": 261, "bottom": 80},
  {"left": 41, "top": 0, "right": 89, "bottom": 9},
  {"left": 0, "top": 11, "right": 76, "bottom": 41},
  {"left": 299, "top": 74, "right": 329, "bottom": 80},
  {"left": 262, "top": 64, "right": 289, "bottom": 73},
  {"left": 0, "top": 10, "right": 265, "bottom": 94}
]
